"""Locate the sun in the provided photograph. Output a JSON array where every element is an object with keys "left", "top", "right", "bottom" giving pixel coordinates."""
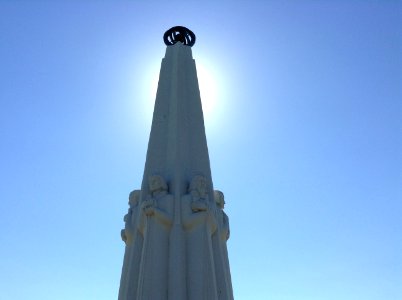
[
  {"left": 195, "top": 56, "right": 229, "bottom": 133},
  {"left": 195, "top": 61, "right": 217, "bottom": 118},
  {"left": 136, "top": 52, "right": 226, "bottom": 133}
]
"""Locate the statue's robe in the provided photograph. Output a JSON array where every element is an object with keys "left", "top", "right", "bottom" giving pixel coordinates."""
[
  {"left": 212, "top": 207, "right": 233, "bottom": 300},
  {"left": 124, "top": 206, "right": 146, "bottom": 300},
  {"left": 182, "top": 195, "right": 218, "bottom": 300},
  {"left": 137, "top": 193, "right": 174, "bottom": 300},
  {"left": 118, "top": 202, "right": 143, "bottom": 300}
]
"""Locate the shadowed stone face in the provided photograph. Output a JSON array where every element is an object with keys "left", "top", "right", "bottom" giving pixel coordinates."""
[
  {"left": 129, "top": 190, "right": 140, "bottom": 207},
  {"left": 214, "top": 190, "right": 225, "bottom": 209},
  {"left": 148, "top": 175, "right": 168, "bottom": 193},
  {"left": 189, "top": 175, "right": 207, "bottom": 198}
]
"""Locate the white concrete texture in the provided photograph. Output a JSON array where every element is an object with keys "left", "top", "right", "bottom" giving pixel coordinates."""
[{"left": 118, "top": 42, "right": 233, "bottom": 300}]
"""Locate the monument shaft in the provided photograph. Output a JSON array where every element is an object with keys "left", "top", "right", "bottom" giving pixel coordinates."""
[{"left": 118, "top": 29, "right": 233, "bottom": 300}]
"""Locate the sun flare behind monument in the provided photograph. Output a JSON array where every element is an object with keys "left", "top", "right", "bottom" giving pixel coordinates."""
[
  {"left": 147, "top": 56, "right": 220, "bottom": 121},
  {"left": 118, "top": 26, "right": 233, "bottom": 300}
]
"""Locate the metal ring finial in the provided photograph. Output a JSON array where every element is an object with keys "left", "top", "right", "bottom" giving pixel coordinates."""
[{"left": 163, "top": 26, "right": 196, "bottom": 47}]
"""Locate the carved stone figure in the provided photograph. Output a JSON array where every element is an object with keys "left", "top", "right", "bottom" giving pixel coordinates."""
[
  {"left": 121, "top": 190, "right": 141, "bottom": 245},
  {"left": 212, "top": 190, "right": 233, "bottom": 300},
  {"left": 137, "top": 175, "right": 174, "bottom": 300},
  {"left": 215, "top": 191, "right": 230, "bottom": 241},
  {"left": 118, "top": 190, "right": 143, "bottom": 300},
  {"left": 182, "top": 175, "right": 218, "bottom": 300}
]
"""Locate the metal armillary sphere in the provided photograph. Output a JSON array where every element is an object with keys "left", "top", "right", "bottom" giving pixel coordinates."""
[{"left": 163, "top": 26, "right": 196, "bottom": 47}]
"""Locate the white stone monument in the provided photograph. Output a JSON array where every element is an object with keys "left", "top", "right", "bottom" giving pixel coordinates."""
[{"left": 118, "top": 26, "right": 233, "bottom": 300}]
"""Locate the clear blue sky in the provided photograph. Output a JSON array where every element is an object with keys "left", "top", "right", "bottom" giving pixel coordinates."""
[{"left": 0, "top": 1, "right": 401, "bottom": 299}]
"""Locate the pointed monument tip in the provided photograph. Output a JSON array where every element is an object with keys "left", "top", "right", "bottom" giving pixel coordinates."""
[{"left": 163, "top": 26, "right": 196, "bottom": 47}]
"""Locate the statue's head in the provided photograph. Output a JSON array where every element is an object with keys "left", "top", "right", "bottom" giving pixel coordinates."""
[
  {"left": 121, "top": 229, "right": 127, "bottom": 243},
  {"left": 214, "top": 190, "right": 225, "bottom": 209},
  {"left": 189, "top": 175, "right": 208, "bottom": 197},
  {"left": 128, "top": 190, "right": 141, "bottom": 207},
  {"left": 148, "top": 175, "right": 168, "bottom": 193}
]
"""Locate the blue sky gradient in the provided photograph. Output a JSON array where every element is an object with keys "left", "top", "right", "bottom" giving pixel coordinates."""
[{"left": 0, "top": 1, "right": 401, "bottom": 299}]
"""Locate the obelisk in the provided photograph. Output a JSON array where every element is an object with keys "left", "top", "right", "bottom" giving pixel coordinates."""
[{"left": 118, "top": 26, "right": 233, "bottom": 300}]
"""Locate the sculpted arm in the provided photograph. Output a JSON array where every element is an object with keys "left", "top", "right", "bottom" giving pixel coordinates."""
[
  {"left": 182, "top": 199, "right": 210, "bottom": 231},
  {"left": 137, "top": 208, "right": 146, "bottom": 235},
  {"left": 153, "top": 207, "right": 173, "bottom": 227},
  {"left": 143, "top": 198, "right": 173, "bottom": 227},
  {"left": 223, "top": 212, "right": 230, "bottom": 240},
  {"left": 183, "top": 210, "right": 207, "bottom": 229}
]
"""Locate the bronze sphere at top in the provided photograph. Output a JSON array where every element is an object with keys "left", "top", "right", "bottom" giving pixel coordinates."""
[{"left": 163, "top": 26, "right": 196, "bottom": 47}]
